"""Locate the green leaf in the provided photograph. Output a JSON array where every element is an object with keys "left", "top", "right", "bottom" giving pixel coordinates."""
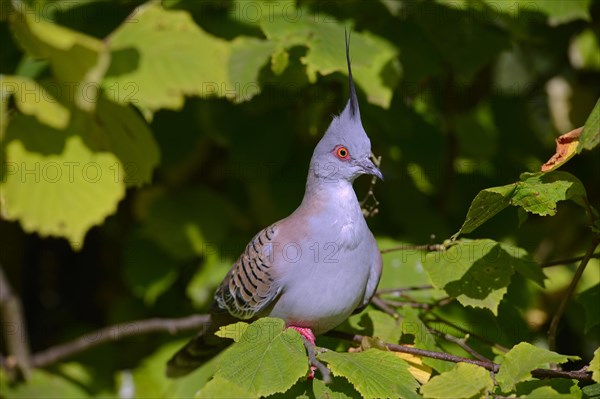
[
  {"left": 215, "top": 321, "right": 250, "bottom": 343},
  {"left": 420, "top": 362, "right": 493, "bottom": 399},
  {"left": 457, "top": 171, "right": 588, "bottom": 236},
  {"left": 266, "top": 376, "right": 361, "bottom": 399},
  {"left": 377, "top": 237, "right": 447, "bottom": 300},
  {"left": 423, "top": 240, "right": 515, "bottom": 314},
  {"left": 0, "top": 369, "right": 91, "bottom": 398},
  {"left": 522, "top": 386, "right": 576, "bottom": 398},
  {"left": 103, "top": 3, "right": 229, "bottom": 113},
  {"left": 515, "top": 378, "right": 583, "bottom": 398},
  {"left": 1, "top": 96, "right": 158, "bottom": 249},
  {"left": 140, "top": 187, "right": 234, "bottom": 260},
  {"left": 583, "top": 383, "right": 600, "bottom": 399},
  {"left": 362, "top": 309, "right": 403, "bottom": 344},
  {"left": 401, "top": 306, "right": 453, "bottom": 373},
  {"left": 318, "top": 349, "right": 420, "bottom": 399},
  {"left": 578, "top": 99, "right": 600, "bottom": 152},
  {"left": 571, "top": 29, "right": 600, "bottom": 71},
  {"left": 455, "top": 185, "right": 514, "bottom": 236},
  {"left": 496, "top": 342, "right": 579, "bottom": 391},
  {"left": 228, "top": 36, "right": 276, "bottom": 103},
  {"left": 196, "top": 376, "right": 255, "bottom": 399},
  {"left": 260, "top": 6, "right": 399, "bottom": 108},
  {"left": 0, "top": 75, "right": 70, "bottom": 132},
  {"left": 215, "top": 318, "right": 308, "bottom": 397},
  {"left": 186, "top": 253, "right": 232, "bottom": 308},
  {"left": 591, "top": 347, "right": 600, "bottom": 383},
  {"left": 1, "top": 116, "right": 124, "bottom": 248},
  {"left": 577, "top": 284, "right": 600, "bottom": 332},
  {"left": 499, "top": 243, "right": 546, "bottom": 287},
  {"left": 122, "top": 235, "right": 178, "bottom": 305},
  {"left": 129, "top": 339, "right": 219, "bottom": 399},
  {"left": 529, "top": 0, "right": 592, "bottom": 24},
  {"left": 9, "top": 7, "right": 109, "bottom": 111}
]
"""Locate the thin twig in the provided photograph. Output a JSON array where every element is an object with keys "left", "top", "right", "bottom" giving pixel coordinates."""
[
  {"left": 548, "top": 237, "right": 600, "bottom": 352},
  {"left": 377, "top": 285, "right": 434, "bottom": 294},
  {"left": 302, "top": 337, "right": 331, "bottom": 384},
  {"left": 380, "top": 243, "right": 445, "bottom": 254},
  {"left": 360, "top": 154, "right": 381, "bottom": 218},
  {"left": 378, "top": 297, "right": 433, "bottom": 310},
  {"left": 30, "top": 314, "right": 211, "bottom": 368},
  {"left": 541, "top": 252, "right": 600, "bottom": 268},
  {"left": 0, "top": 263, "right": 31, "bottom": 380},
  {"left": 371, "top": 296, "right": 400, "bottom": 316},
  {"left": 426, "top": 314, "right": 510, "bottom": 353},
  {"left": 327, "top": 331, "right": 593, "bottom": 382},
  {"left": 428, "top": 329, "right": 490, "bottom": 362}
]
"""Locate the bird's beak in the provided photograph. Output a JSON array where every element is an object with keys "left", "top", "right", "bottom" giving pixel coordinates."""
[{"left": 359, "top": 157, "right": 383, "bottom": 181}]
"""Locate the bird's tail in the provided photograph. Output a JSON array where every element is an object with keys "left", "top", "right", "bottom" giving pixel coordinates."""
[{"left": 166, "top": 313, "right": 236, "bottom": 378}]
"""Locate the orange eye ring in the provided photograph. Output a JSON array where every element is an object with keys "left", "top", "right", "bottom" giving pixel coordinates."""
[{"left": 334, "top": 145, "right": 351, "bottom": 161}]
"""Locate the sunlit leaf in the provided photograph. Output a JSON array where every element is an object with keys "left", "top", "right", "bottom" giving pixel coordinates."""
[
  {"left": 496, "top": 342, "right": 579, "bottom": 391},
  {"left": 318, "top": 349, "right": 420, "bottom": 399},
  {"left": 10, "top": 6, "right": 109, "bottom": 111},
  {"left": 215, "top": 318, "right": 307, "bottom": 397},
  {"left": 103, "top": 3, "right": 229, "bottom": 113},
  {"left": 420, "top": 363, "right": 493, "bottom": 399},
  {"left": 578, "top": 99, "right": 600, "bottom": 152},
  {"left": 260, "top": 5, "right": 399, "bottom": 108}
]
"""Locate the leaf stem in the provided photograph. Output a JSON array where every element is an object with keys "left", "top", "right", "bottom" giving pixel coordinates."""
[{"left": 547, "top": 236, "right": 600, "bottom": 352}]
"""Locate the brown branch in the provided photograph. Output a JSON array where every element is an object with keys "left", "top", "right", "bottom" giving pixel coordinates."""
[
  {"left": 0, "top": 263, "right": 32, "bottom": 380},
  {"left": 30, "top": 314, "right": 211, "bottom": 368},
  {"left": 327, "top": 331, "right": 593, "bottom": 382},
  {"left": 371, "top": 296, "right": 400, "bottom": 316},
  {"left": 541, "top": 252, "right": 600, "bottom": 268},
  {"left": 428, "top": 329, "right": 490, "bottom": 362},
  {"left": 548, "top": 236, "right": 600, "bottom": 351}
]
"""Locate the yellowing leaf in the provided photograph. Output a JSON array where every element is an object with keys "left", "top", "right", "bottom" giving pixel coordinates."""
[
  {"left": 1, "top": 97, "right": 158, "bottom": 249},
  {"left": 394, "top": 350, "right": 433, "bottom": 384},
  {"left": 103, "top": 3, "right": 229, "bottom": 113},
  {"left": 0, "top": 75, "right": 70, "bottom": 132},
  {"left": 541, "top": 127, "right": 582, "bottom": 172},
  {"left": 1, "top": 128, "right": 124, "bottom": 248},
  {"left": 10, "top": 8, "right": 109, "bottom": 111}
]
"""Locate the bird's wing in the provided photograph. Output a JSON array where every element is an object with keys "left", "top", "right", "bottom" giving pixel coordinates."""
[
  {"left": 355, "top": 242, "right": 382, "bottom": 313},
  {"left": 214, "top": 224, "right": 282, "bottom": 320}
]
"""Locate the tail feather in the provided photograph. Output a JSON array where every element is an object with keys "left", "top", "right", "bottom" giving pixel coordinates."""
[{"left": 166, "top": 313, "right": 236, "bottom": 378}]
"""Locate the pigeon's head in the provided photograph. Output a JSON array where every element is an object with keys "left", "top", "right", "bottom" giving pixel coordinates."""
[{"left": 310, "top": 32, "right": 383, "bottom": 183}]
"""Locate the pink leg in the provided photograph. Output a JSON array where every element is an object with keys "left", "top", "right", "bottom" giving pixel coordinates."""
[
  {"left": 288, "top": 326, "right": 317, "bottom": 379},
  {"left": 289, "top": 326, "right": 316, "bottom": 345}
]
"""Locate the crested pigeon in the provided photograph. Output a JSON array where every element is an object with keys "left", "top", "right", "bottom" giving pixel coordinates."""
[{"left": 166, "top": 32, "right": 383, "bottom": 378}]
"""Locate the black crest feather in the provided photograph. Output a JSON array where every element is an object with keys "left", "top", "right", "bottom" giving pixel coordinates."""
[{"left": 345, "top": 29, "right": 359, "bottom": 119}]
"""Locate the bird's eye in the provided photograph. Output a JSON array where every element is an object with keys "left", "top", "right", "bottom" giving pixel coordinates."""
[{"left": 334, "top": 145, "right": 351, "bottom": 161}]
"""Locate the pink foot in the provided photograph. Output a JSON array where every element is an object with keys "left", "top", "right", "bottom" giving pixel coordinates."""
[
  {"left": 288, "top": 326, "right": 317, "bottom": 379},
  {"left": 289, "top": 326, "right": 316, "bottom": 345}
]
